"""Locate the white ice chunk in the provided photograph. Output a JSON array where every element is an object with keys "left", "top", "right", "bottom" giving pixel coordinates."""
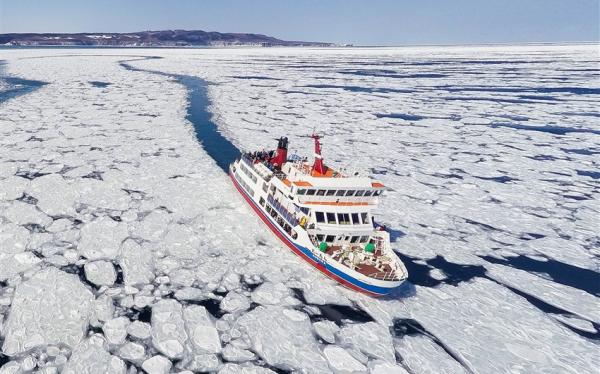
[
  {"left": 27, "top": 174, "right": 78, "bottom": 217},
  {"left": 2, "top": 268, "right": 93, "bottom": 355},
  {"left": 368, "top": 361, "right": 409, "bottom": 374},
  {"left": 84, "top": 260, "right": 116, "bottom": 286},
  {"left": 337, "top": 322, "right": 395, "bottom": 363},
  {"left": 151, "top": 299, "right": 188, "bottom": 359},
  {"left": 102, "top": 317, "right": 130, "bottom": 345},
  {"left": 63, "top": 335, "right": 126, "bottom": 374},
  {"left": 222, "top": 344, "right": 256, "bottom": 362},
  {"left": 235, "top": 306, "right": 328, "bottom": 373},
  {"left": 142, "top": 355, "right": 172, "bottom": 374},
  {"left": 4, "top": 201, "right": 51, "bottom": 226},
  {"left": 313, "top": 320, "right": 339, "bottom": 343},
  {"left": 117, "top": 341, "right": 146, "bottom": 363},
  {"left": 79, "top": 216, "right": 128, "bottom": 260},
  {"left": 127, "top": 321, "right": 152, "bottom": 340},
  {"left": 323, "top": 345, "right": 367, "bottom": 373},
  {"left": 119, "top": 239, "right": 154, "bottom": 285},
  {"left": 218, "top": 363, "right": 277, "bottom": 374},
  {"left": 221, "top": 291, "right": 250, "bottom": 313},
  {"left": 183, "top": 305, "right": 221, "bottom": 354},
  {"left": 250, "top": 282, "right": 290, "bottom": 305}
]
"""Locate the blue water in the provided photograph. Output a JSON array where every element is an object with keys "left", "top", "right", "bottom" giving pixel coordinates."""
[
  {"left": 119, "top": 58, "right": 240, "bottom": 172},
  {"left": 0, "top": 61, "right": 46, "bottom": 103},
  {"left": 490, "top": 122, "right": 600, "bottom": 135},
  {"left": 375, "top": 112, "right": 424, "bottom": 121},
  {"left": 89, "top": 81, "right": 111, "bottom": 87}
]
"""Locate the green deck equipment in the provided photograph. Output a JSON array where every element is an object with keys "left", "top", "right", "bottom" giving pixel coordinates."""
[{"left": 319, "top": 242, "right": 328, "bottom": 252}]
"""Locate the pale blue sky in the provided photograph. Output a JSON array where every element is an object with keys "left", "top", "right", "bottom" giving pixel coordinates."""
[{"left": 1, "top": 0, "right": 598, "bottom": 45}]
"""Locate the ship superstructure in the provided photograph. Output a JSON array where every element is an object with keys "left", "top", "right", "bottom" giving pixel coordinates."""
[{"left": 229, "top": 134, "right": 407, "bottom": 295}]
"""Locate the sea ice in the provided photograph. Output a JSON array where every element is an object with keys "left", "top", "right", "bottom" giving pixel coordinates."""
[
  {"left": 235, "top": 306, "right": 329, "bottom": 373},
  {"left": 2, "top": 268, "right": 93, "bottom": 356}
]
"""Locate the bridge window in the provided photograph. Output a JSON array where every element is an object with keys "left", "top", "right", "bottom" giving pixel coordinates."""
[
  {"left": 259, "top": 197, "right": 265, "bottom": 206},
  {"left": 351, "top": 213, "right": 360, "bottom": 224},
  {"left": 306, "top": 189, "right": 316, "bottom": 196},
  {"left": 297, "top": 189, "right": 306, "bottom": 195},
  {"left": 337, "top": 213, "right": 351, "bottom": 225},
  {"left": 364, "top": 190, "right": 373, "bottom": 197},
  {"left": 326, "top": 190, "right": 336, "bottom": 196},
  {"left": 373, "top": 190, "right": 381, "bottom": 196},
  {"left": 316, "top": 189, "right": 326, "bottom": 196},
  {"left": 316, "top": 234, "right": 324, "bottom": 242},
  {"left": 315, "top": 211, "right": 325, "bottom": 223},
  {"left": 326, "top": 212, "right": 337, "bottom": 224},
  {"left": 361, "top": 212, "right": 370, "bottom": 224},
  {"left": 345, "top": 190, "right": 356, "bottom": 196},
  {"left": 355, "top": 190, "right": 365, "bottom": 197},
  {"left": 360, "top": 236, "right": 369, "bottom": 243},
  {"left": 325, "top": 235, "right": 335, "bottom": 243},
  {"left": 336, "top": 190, "right": 346, "bottom": 196},
  {"left": 351, "top": 236, "right": 360, "bottom": 243}
]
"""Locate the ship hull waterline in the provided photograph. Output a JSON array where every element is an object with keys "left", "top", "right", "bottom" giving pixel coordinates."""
[{"left": 229, "top": 169, "right": 403, "bottom": 297}]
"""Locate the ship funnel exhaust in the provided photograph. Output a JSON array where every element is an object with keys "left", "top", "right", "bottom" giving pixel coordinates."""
[{"left": 272, "top": 136, "right": 288, "bottom": 168}]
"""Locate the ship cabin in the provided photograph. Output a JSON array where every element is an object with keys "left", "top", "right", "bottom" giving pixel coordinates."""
[{"left": 239, "top": 134, "right": 389, "bottom": 252}]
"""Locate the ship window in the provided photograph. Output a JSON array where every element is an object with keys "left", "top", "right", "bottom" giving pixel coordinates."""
[
  {"left": 361, "top": 212, "right": 370, "bottom": 224},
  {"left": 364, "top": 190, "right": 373, "bottom": 197},
  {"left": 355, "top": 190, "right": 365, "bottom": 197},
  {"left": 326, "top": 212, "right": 337, "bottom": 224},
  {"left": 326, "top": 190, "right": 336, "bottom": 196},
  {"left": 297, "top": 189, "right": 306, "bottom": 195},
  {"left": 315, "top": 212, "right": 325, "bottom": 223},
  {"left": 351, "top": 236, "right": 360, "bottom": 243},
  {"left": 259, "top": 197, "right": 265, "bottom": 206},
  {"left": 337, "top": 213, "right": 350, "bottom": 225},
  {"left": 345, "top": 190, "right": 356, "bottom": 196},
  {"left": 316, "top": 189, "right": 326, "bottom": 196},
  {"left": 306, "top": 189, "right": 316, "bottom": 196},
  {"left": 316, "top": 234, "right": 324, "bottom": 242},
  {"left": 373, "top": 190, "right": 381, "bottom": 196},
  {"left": 360, "top": 235, "right": 369, "bottom": 243},
  {"left": 351, "top": 213, "right": 360, "bottom": 224},
  {"left": 262, "top": 183, "right": 268, "bottom": 193},
  {"left": 265, "top": 205, "right": 271, "bottom": 213},
  {"left": 336, "top": 190, "right": 346, "bottom": 196},
  {"left": 325, "top": 235, "right": 335, "bottom": 243}
]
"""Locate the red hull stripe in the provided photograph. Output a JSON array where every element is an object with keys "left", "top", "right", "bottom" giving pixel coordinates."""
[{"left": 229, "top": 169, "right": 396, "bottom": 296}]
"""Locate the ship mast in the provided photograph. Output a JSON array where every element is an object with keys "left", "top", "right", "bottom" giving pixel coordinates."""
[{"left": 311, "top": 133, "right": 326, "bottom": 175}]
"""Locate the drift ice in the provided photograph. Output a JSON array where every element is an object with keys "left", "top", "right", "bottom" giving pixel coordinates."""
[{"left": 230, "top": 134, "right": 408, "bottom": 296}]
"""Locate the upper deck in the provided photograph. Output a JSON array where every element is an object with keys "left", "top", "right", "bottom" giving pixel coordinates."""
[{"left": 239, "top": 134, "right": 387, "bottom": 208}]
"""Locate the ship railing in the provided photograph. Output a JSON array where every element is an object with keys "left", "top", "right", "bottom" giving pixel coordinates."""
[{"left": 367, "top": 270, "right": 399, "bottom": 281}]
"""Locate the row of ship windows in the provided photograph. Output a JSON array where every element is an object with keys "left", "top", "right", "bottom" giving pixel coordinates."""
[
  {"left": 260, "top": 197, "right": 297, "bottom": 239},
  {"left": 235, "top": 172, "right": 255, "bottom": 197},
  {"left": 315, "top": 211, "right": 370, "bottom": 225},
  {"left": 239, "top": 163, "right": 258, "bottom": 184},
  {"left": 297, "top": 188, "right": 381, "bottom": 197},
  {"left": 316, "top": 234, "right": 371, "bottom": 244}
]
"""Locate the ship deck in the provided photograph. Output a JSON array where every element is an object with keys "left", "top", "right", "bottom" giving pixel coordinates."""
[{"left": 323, "top": 245, "right": 400, "bottom": 281}]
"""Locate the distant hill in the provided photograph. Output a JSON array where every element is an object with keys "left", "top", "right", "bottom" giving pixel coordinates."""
[{"left": 0, "top": 30, "right": 333, "bottom": 47}]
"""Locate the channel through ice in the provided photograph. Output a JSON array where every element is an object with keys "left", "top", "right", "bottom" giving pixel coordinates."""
[{"left": 0, "top": 44, "right": 598, "bottom": 373}]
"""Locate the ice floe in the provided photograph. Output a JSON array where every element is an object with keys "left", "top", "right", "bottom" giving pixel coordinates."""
[{"left": 0, "top": 45, "right": 598, "bottom": 373}]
